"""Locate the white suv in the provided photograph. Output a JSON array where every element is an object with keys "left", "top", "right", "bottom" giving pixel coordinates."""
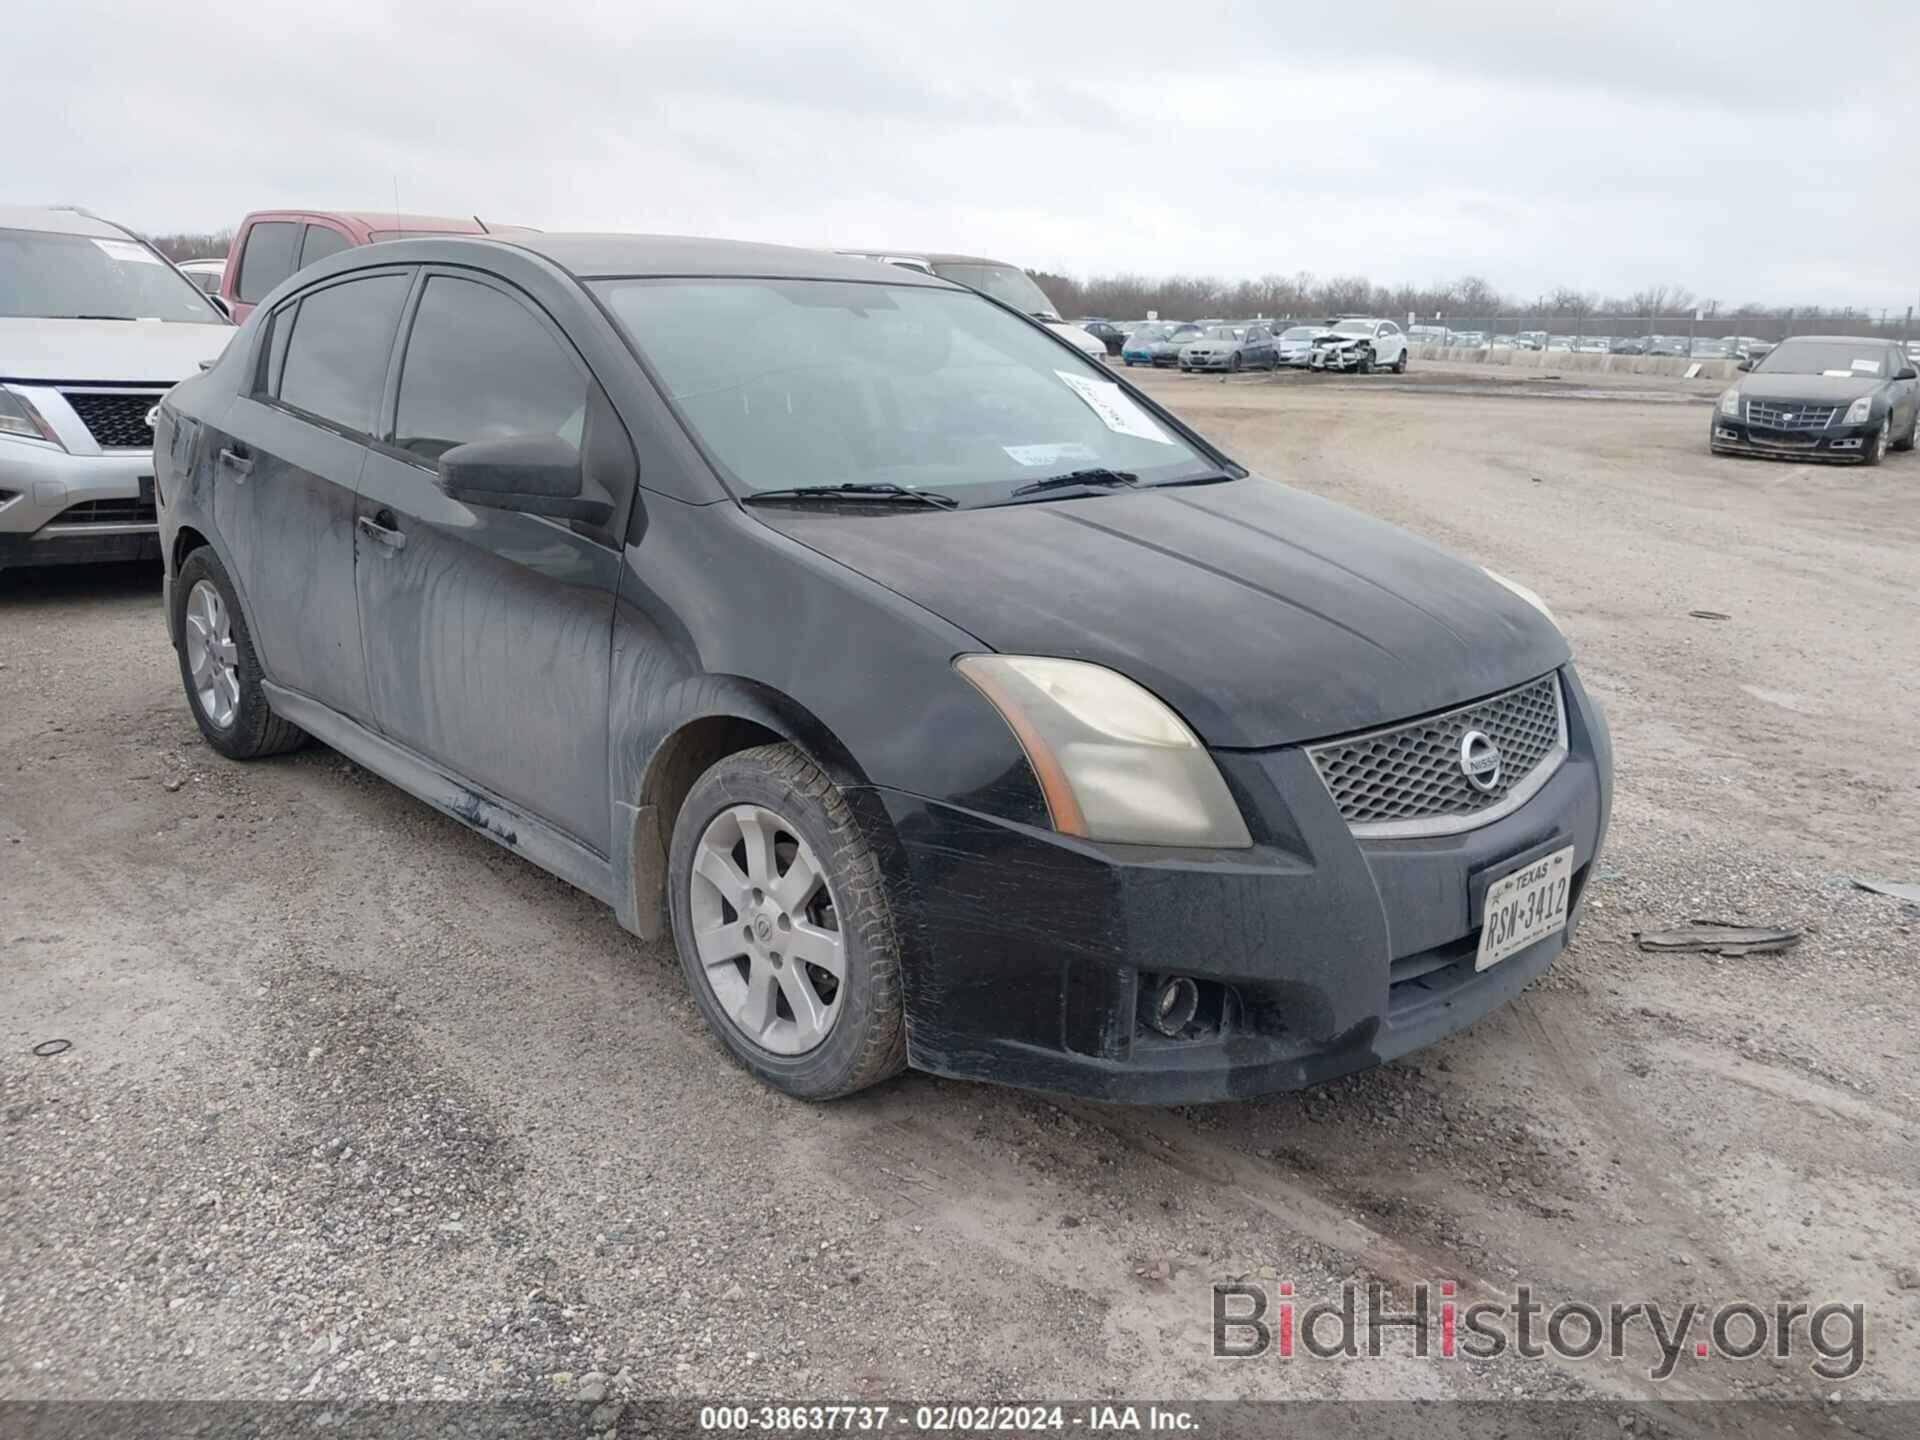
[
  {"left": 1, "top": 207, "right": 231, "bottom": 570},
  {"left": 1308, "top": 317, "right": 1410, "bottom": 374}
]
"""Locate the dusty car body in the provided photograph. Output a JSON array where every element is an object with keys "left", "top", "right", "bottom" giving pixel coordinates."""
[
  {"left": 1711, "top": 335, "right": 1919, "bottom": 465},
  {"left": 152, "top": 233, "right": 1611, "bottom": 1105}
]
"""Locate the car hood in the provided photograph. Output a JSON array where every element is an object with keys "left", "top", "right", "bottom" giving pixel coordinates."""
[
  {"left": 1736, "top": 372, "right": 1887, "bottom": 402},
  {"left": 0, "top": 317, "right": 232, "bottom": 384},
  {"left": 753, "top": 479, "right": 1569, "bottom": 749},
  {"left": 1316, "top": 333, "right": 1366, "bottom": 346}
]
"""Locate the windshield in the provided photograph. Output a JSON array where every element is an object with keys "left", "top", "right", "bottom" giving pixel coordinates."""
[
  {"left": 1757, "top": 339, "right": 1894, "bottom": 377},
  {"left": 1279, "top": 326, "right": 1319, "bottom": 340},
  {"left": 1201, "top": 326, "right": 1244, "bottom": 340},
  {"left": 0, "top": 226, "right": 225, "bottom": 323},
  {"left": 591, "top": 278, "right": 1211, "bottom": 503},
  {"left": 1331, "top": 321, "right": 1372, "bottom": 336},
  {"left": 926, "top": 262, "right": 1061, "bottom": 320},
  {"left": 1166, "top": 324, "right": 1203, "bottom": 341}
]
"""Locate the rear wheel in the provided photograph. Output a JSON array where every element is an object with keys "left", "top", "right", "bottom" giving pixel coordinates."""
[
  {"left": 668, "top": 743, "right": 906, "bottom": 1100},
  {"left": 172, "top": 547, "right": 307, "bottom": 760},
  {"left": 1393, "top": 347, "right": 1408, "bottom": 374}
]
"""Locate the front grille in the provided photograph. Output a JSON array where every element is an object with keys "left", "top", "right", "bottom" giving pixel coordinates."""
[
  {"left": 59, "top": 390, "right": 164, "bottom": 449},
  {"left": 55, "top": 493, "right": 157, "bottom": 526},
  {"left": 1745, "top": 400, "right": 1838, "bottom": 431},
  {"left": 1308, "top": 674, "right": 1567, "bottom": 837}
]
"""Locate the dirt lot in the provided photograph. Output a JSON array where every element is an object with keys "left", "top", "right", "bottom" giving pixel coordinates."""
[{"left": 4, "top": 366, "right": 1917, "bottom": 1418}]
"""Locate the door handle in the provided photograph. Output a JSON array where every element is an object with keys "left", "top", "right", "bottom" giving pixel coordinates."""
[
  {"left": 357, "top": 513, "right": 407, "bottom": 552},
  {"left": 218, "top": 446, "right": 253, "bottom": 478}
]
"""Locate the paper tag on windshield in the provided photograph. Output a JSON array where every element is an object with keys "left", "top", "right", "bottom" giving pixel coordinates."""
[
  {"left": 1853, "top": 358, "right": 1881, "bottom": 374},
  {"left": 1004, "top": 442, "right": 1099, "bottom": 467},
  {"left": 1055, "top": 370, "right": 1174, "bottom": 444},
  {"left": 91, "top": 238, "right": 161, "bottom": 265}
]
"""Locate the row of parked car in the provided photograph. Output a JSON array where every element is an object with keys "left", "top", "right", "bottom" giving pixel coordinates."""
[
  {"left": 1405, "top": 326, "right": 1779, "bottom": 361},
  {"left": 1080, "top": 317, "right": 1413, "bottom": 374}
]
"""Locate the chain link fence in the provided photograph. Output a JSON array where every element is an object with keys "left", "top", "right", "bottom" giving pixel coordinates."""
[{"left": 1392, "top": 310, "right": 1915, "bottom": 354}]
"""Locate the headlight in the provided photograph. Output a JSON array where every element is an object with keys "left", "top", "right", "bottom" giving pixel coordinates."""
[
  {"left": 1719, "top": 389, "right": 1741, "bottom": 417},
  {"left": 1481, "top": 566, "right": 1561, "bottom": 631},
  {"left": 955, "top": 655, "right": 1252, "bottom": 848},
  {"left": 0, "top": 386, "right": 62, "bottom": 446},
  {"left": 1843, "top": 395, "right": 1873, "bottom": 426}
]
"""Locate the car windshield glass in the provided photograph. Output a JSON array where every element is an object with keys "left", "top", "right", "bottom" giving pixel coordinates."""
[
  {"left": 1331, "top": 321, "right": 1371, "bottom": 336},
  {"left": 1280, "top": 326, "right": 1319, "bottom": 340},
  {"left": 0, "top": 226, "right": 224, "bottom": 322},
  {"left": 1129, "top": 324, "right": 1168, "bottom": 341},
  {"left": 1203, "top": 326, "right": 1242, "bottom": 340},
  {"left": 591, "top": 278, "right": 1210, "bottom": 503},
  {"left": 1167, "top": 325, "right": 1202, "bottom": 341},
  {"left": 926, "top": 262, "right": 1061, "bottom": 320},
  {"left": 1757, "top": 339, "right": 1892, "bottom": 377}
]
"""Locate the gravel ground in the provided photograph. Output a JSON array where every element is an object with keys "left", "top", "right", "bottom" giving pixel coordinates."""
[{"left": 3, "top": 367, "right": 1917, "bottom": 1415}]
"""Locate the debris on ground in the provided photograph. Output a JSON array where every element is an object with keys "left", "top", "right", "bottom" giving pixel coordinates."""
[
  {"left": 1850, "top": 876, "right": 1920, "bottom": 905},
  {"left": 1688, "top": 610, "right": 1730, "bottom": 621},
  {"left": 1633, "top": 921, "right": 1801, "bottom": 956}
]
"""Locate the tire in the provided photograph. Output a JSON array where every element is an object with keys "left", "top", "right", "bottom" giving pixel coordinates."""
[
  {"left": 1358, "top": 348, "right": 1375, "bottom": 375},
  {"left": 1393, "top": 348, "right": 1408, "bottom": 374},
  {"left": 668, "top": 742, "right": 906, "bottom": 1101},
  {"left": 172, "top": 546, "right": 307, "bottom": 760},
  {"left": 1228, "top": 352, "right": 1243, "bottom": 373},
  {"left": 1863, "top": 419, "right": 1891, "bottom": 467},
  {"left": 1895, "top": 408, "right": 1918, "bottom": 452}
]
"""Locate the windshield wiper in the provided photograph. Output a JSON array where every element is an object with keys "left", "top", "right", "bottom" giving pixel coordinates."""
[
  {"left": 1144, "top": 471, "right": 1237, "bottom": 489},
  {"left": 58, "top": 313, "right": 142, "bottom": 321},
  {"left": 1008, "top": 468, "right": 1139, "bottom": 499},
  {"left": 743, "top": 482, "right": 958, "bottom": 509}
]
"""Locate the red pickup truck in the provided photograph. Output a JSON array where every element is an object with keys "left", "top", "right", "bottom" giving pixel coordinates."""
[{"left": 218, "top": 210, "right": 534, "bottom": 321}]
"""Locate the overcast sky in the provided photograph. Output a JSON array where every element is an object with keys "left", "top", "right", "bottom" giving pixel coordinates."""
[{"left": 17, "top": 0, "right": 1919, "bottom": 308}]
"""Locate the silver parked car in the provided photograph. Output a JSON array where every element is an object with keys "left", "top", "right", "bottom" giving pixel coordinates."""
[
  {"left": 1276, "top": 325, "right": 1330, "bottom": 367},
  {"left": 1179, "top": 323, "right": 1277, "bottom": 373},
  {"left": 1, "top": 206, "right": 231, "bottom": 570}
]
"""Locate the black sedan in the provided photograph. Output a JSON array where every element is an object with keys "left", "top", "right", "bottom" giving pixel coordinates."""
[
  {"left": 151, "top": 234, "right": 1611, "bottom": 1104},
  {"left": 1711, "top": 335, "right": 1919, "bottom": 465},
  {"left": 1078, "top": 319, "right": 1126, "bottom": 355}
]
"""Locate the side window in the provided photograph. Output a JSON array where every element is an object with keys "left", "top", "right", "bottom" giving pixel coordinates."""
[
  {"left": 276, "top": 274, "right": 409, "bottom": 435},
  {"left": 236, "top": 221, "right": 300, "bottom": 304},
  {"left": 392, "top": 276, "right": 587, "bottom": 464},
  {"left": 299, "top": 224, "right": 350, "bottom": 270}
]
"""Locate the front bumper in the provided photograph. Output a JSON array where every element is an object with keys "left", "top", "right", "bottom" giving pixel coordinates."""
[
  {"left": 880, "top": 666, "right": 1612, "bottom": 1104},
  {"left": 0, "top": 436, "right": 160, "bottom": 567},
  {"left": 1710, "top": 414, "right": 1883, "bottom": 462},
  {"left": 1309, "top": 347, "right": 1366, "bottom": 371}
]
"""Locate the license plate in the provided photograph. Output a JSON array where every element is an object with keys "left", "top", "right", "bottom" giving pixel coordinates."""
[{"left": 1476, "top": 845, "right": 1574, "bottom": 971}]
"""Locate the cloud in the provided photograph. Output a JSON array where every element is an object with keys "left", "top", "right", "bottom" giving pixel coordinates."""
[{"left": 12, "top": 0, "right": 1917, "bottom": 307}]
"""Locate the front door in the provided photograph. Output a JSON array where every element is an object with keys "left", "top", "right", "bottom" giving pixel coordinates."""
[
  {"left": 212, "top": 268, "right": 412, "bottom": 719},
  {"left": 354, "top": 269, "right": 631, "bottom": 852}
]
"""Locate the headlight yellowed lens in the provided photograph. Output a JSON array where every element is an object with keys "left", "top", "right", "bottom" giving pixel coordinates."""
[{"left": 955, "top": 655, "right": 1252, "bottom": 848}]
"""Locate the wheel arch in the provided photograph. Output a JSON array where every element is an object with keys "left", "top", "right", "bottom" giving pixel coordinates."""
[{"left": 611, "top": 677, "right": 882, "bottom": 941}]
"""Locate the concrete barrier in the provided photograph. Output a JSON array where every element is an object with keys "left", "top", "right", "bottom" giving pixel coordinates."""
[{"left": 1413, "top": 345, "right": 1737, "bottom": 381}]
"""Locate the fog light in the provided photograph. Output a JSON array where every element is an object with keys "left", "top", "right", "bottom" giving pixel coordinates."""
[{"left": 1147, "top": 975, "right": 1200, "bottom": 1036}]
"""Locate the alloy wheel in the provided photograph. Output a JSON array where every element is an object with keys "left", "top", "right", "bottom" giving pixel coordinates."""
[
  {"left": 687, "top": 803, "right": 845, "bottom": 1055},
  {"left": 183, "top": 579, "right": 240, "bottom": 729}
]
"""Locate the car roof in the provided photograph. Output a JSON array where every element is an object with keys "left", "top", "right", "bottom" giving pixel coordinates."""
[
  {"left": 437, "top": 233, "right": 964, "bottom": 286},
  {"left": 243, "top": 209, "right": 498, "bottom": 234},
  {"left": 0, "top": 205, "right": 137, "bottom": 239},
  {"left": 836, "top": 250, "right": 1015, "bottom": 267},
  {"left": 1776, "top": 334, "right": 1899, "bottom": 345}
]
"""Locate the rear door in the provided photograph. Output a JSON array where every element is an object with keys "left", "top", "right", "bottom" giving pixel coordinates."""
[
  {"left": 212, "top": 268, "right": 412, "bottom": 719},
  {"left": 354, "top": 268, "right": 633, "bottom": 851}
]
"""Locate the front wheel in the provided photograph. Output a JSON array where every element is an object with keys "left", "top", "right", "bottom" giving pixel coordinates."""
[
  {"left": 172, "top": 547, "right": 307, "bottom": 760},
  {"left": 668, "top": 743, "right": 907, "bottom": 1100},
  {"left": 1863, "top": 420, "right": 1891, "bottom": 467},
  {"left": 1228, "top": 352, "right": 1243, "bottom": 373},
  {"left": 1358, "top": 350, "right": 1374, "bottom": 375},
  {"left": 1894, "top": 408, "right": 1918, "bottom": 452}
]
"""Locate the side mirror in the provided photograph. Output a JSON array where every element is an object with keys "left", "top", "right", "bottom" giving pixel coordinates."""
[
  {"left": 1735, "top": 360, "right": 1753, "bottom": 372},
  {"left": 1897, "top": 367, "right": 1919, "bottom": 382},
  {"left": 437, "top": 434, "right": 612, "bottom": 526}
]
